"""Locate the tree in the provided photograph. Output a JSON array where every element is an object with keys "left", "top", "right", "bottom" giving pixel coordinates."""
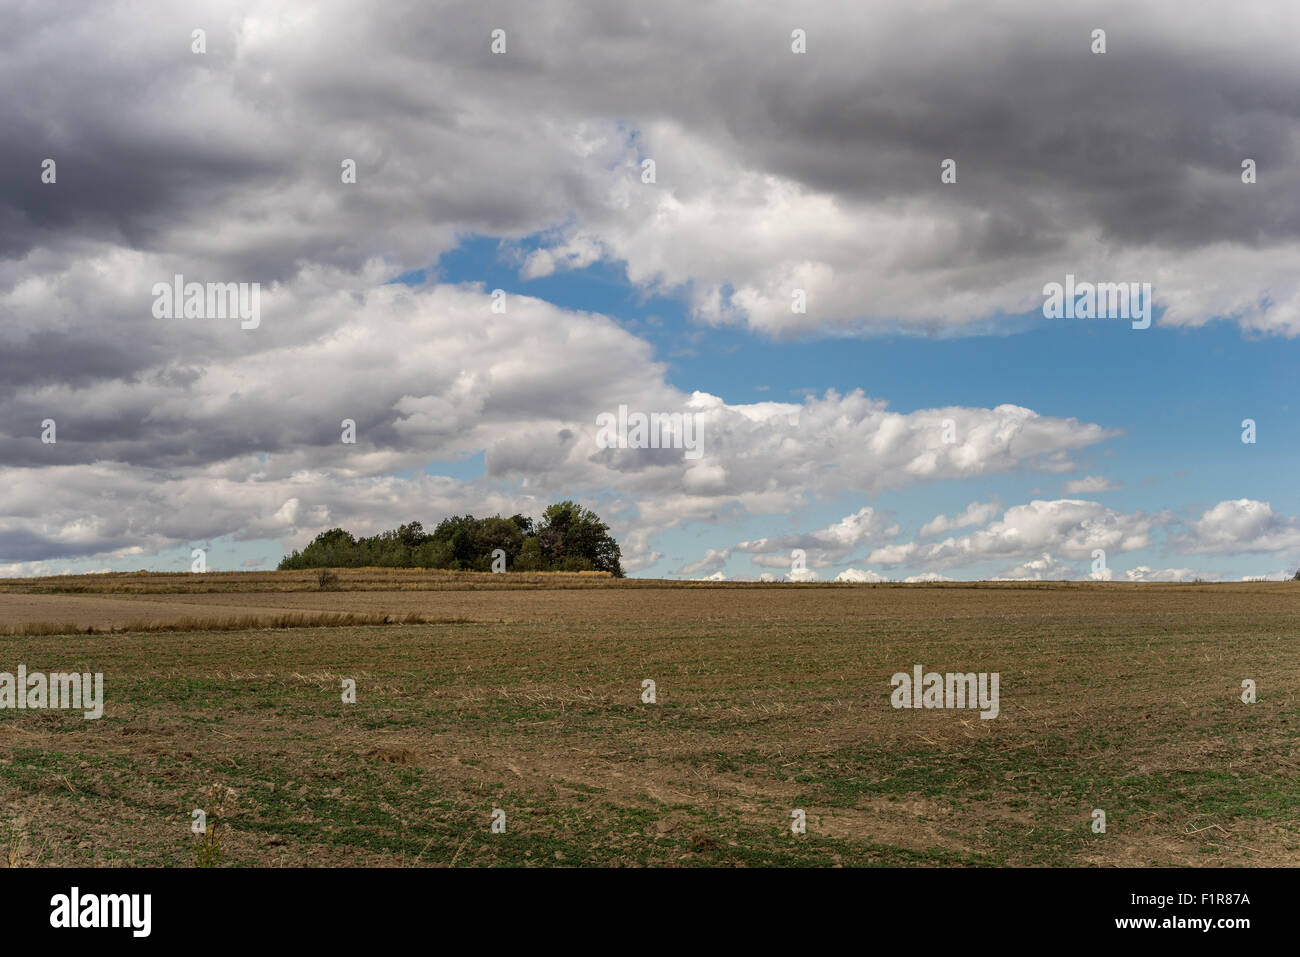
[
  {"left": 513, "top": 537, "right": 545, "bottom": 571},
  {"left": 279, "top": 527, "right": 358, "bottom": 568},
  {"left": 412, "top": 539, "right": 454, "bottom": 569},
  {"left": 538, "top": 501, "right": 623, "bottom": 576},
  {"left": 396, "top": 521, "right": 427, "bottom": 548},
  {"left": 469, "top": 516, "right": 525, "bottom": 568},
  {"left": 432, "top": 514, "right": 490, "bottom": 567}
]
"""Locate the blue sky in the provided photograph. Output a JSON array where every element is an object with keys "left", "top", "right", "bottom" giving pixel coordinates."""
[
  {"left": 15, "top": 229, "right": 1299, "bottom": 582},
  {"left": 4, "top": 1, "right": 1298, "bottom": 582},
  {"left": 389, "top": 236, "right": 1296, "bottom": 582}
]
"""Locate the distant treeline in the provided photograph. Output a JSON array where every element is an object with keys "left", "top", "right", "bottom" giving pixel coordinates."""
[{"left": 277, "top": 501, "right": 623, "bottom": 576}]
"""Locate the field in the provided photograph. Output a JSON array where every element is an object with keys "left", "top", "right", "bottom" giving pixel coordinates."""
[{"left": 0, "top": 571, "right": 1297, "bottom": 867}]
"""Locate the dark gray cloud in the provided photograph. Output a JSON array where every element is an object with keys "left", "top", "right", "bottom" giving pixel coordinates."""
[{"left": 1, "top": 0, "right": 1293, "bottom": 569}]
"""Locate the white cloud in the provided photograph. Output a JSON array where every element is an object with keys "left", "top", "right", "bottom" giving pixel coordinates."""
[
  {"left": 3, "top": 2, "right": 1295, "bottom": 575},
  {"left": 1239, "top": 570, "right": 1295, "bottom": 582},
  {"left": 1064, "top": 475, "right": 1121, "bottom": 494},
  {"left": 1122, "top": 565, "right": 1205, "bottom": 582},
  {"left": 1, "top": 264, "right": 1116, "bottom": 570},
  {"left": 736, "top": 506, "right": 901, "bottom": 568},
  {"left": 677, "top": 548, "right": 730, "bottom": 577},
  {"left": 992, "top": 553, "right": 1079, "bottom": 581},
  {"left": 834, "top": 568, "right": 888, "bottom": 583},
  {"left": 1177, "top": 499, "right": 1300, "bottom": 554},
  {"left": 919, "top": 500, "right": 1000, "bottom": 537},
  {"left": 866, "top": 498, "right": 1300, "bottom": 579},
  {"left": 870, "top": 499, "right": 1165, "bottom": 569}
]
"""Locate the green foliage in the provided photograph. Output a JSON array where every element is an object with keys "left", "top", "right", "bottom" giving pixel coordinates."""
[
  {"left": 513, "top": 537, "right": 545, "bottom": 572},
  {"left": 277, "top": 503, "right": 623, "bottom": 576},
  {"left": 538, "top": 501, "right": 623, "bottom": 576}
]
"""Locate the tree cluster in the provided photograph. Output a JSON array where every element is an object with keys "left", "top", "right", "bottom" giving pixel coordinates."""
[{"left": 277, "top": 501, "right": 623, "bottom": 576}]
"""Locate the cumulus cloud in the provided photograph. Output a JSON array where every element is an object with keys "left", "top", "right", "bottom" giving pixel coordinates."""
[
  {"left": 866, "top": 498, "right": 1300, "bottom": 579},
  {"left": 735, "top": 506, "right": 901, "bottom": 568},
  {"left": 1175, "top": 499, "right": 1300, "bottom": 554},
  {"left": 503, "top": 4, "right": 1300, "bottom": 338},
  {"left": 992, "top": 553, "right": 1079, "bottom": 581},
  {"left": 0, "top": 261, "right": 1115, "bottom": 567},
  {"left": 676, "top": 548, "right": 730, "bottom": 577},
  {"left": 4, "top": 1, "right": 1300, "bottom": 349},
  {"left": 1122, "top": 565, "right": 1206, "bottom": 582},
  {"left": 834, "top": 568, "right": 889, "bottom": 583},
  {"left": 870, "top": 499, "right": 1166, "bottom": 569},
  {"left": 991, "top": 553, "right": 1117, "bottom": 581},
  {"left": 3, "top": 1, "right": 1294, "bottom": 573},
  {"left": 919, "top": 500, "right": 1000, "bottom": 538}
]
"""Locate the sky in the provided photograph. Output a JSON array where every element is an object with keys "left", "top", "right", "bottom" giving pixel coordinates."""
[{"left": 1, "top": 0, "right": 1297, "bottom": 582}]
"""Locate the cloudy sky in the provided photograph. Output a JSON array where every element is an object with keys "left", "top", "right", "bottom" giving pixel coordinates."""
[{"left": 3, "top": 0, "right": 1297, "bottom": 581}]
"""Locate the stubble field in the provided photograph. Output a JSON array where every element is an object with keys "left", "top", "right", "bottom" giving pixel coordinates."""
[{"left": 0, "top": 571, "right": 1297, "bottom": 867}]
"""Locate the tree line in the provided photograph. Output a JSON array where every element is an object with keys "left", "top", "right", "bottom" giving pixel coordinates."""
[{"left": 277, "top": 500, "right": 623, "bottom": 576}]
